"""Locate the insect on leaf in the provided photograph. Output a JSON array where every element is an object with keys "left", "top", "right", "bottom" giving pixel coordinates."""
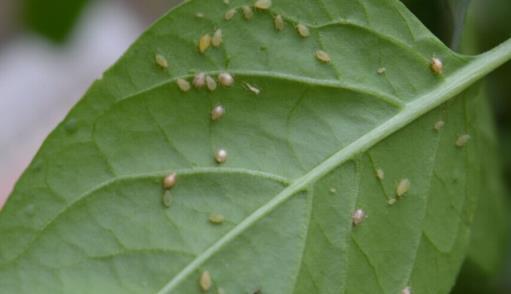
[{"left": 1, "top": 0, "right": 511, "bottom": 293}]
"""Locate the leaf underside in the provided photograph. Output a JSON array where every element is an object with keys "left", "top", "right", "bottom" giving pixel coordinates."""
[{"left": 0, "top": 0, "right": 504, "bottom": 293}]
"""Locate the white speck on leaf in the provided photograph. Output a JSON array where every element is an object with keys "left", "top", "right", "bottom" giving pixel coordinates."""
[
  {"left": 297, "top": 23, "right": 310, "bottom": 37},
  {"left": 431, "top": 57, "right": 443, "bottom": 74},
  {"left": 352, "top": 208, "right": 367, "bottom": 226},
  {"left": 215, "top": 149, "right": 228, "bottom": 164},
  {"left": 177, "top": 78, "right": 191, "bottom": 92},
  {"left": 193, "top": 72, "right": 206, "bottom": 88},
  {"left": 155, "top": 54, "right": 168, "bottom": 69},
  {"left": 225, "top": 8, "right": 237, "bottom": 20},
  {"left": 218, "top": 72, "right": 234, "bottom": 86},
  {"left": 396, "top": 178, "right": 411, "bottom": 197},
  {"left": 211, "top": 105, "right": 225, "bottom": 121},
  {"left": 456, "top": 134, "right": 471, "bottom": 147},
  {"left": 162, "top": 172, "right": 177, "bottom": 189},
  {"left": 212, "top": 29, "right": 223, "bottom": 47},
  {"left": 274, "top": 15, "right": 285, "bottom": 31},
  {"left": 199, "top": 271, "right": 212, "bottom": 291}
]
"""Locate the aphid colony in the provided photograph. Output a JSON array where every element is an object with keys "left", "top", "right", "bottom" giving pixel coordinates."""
[{"left": 151, "top": 2, "right": 464, "bottom": 291}]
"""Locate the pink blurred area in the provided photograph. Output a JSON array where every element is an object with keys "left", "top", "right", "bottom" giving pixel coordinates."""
[{"left": 0, "top": 0, "right": 176, "bottom": 208}]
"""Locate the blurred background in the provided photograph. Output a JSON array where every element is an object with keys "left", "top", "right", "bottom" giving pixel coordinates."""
[{"left": 0, "top": 0, "right": 509, "bottom": 292}]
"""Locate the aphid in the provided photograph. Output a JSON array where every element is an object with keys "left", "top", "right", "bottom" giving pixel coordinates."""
[
  {"left": 195, "top": 12, "right": 205, "bottom": 18},
  {"left": 212, "top": 29, "right": 223, "bottom": 47},
  {"left": 193, "top": 72, "right": 207, "bottom": 88},
  {"left": 218, "top": 72, "right": 234, "bottom": 87},
  {"left": 352, "top": 208, "right": 367, "bottom": 226},
  {"left": 434, "top": 120, "right": 445, "bottom": 131},
  {"left": 155, "top": 54, "right": 168, "bottom": 69},
  {"left": 329, "top": 187, "right": 337, "bottom": 193},
  {"left": 456, "top": 134, "right": 471, "bottom": 147},
  {"left": 223, "top": 0, "right": 230, "bottom": 4},
  {"left": 377, "top": 67, "right": 386, "bottom": 75},
  {"left": 315, "top": 50, "right": 331, "bottom": 63},
  {"left": 242, "top": 5, "right": 254, "bottom": 20},
  {"left": 296, "top": 23, "right": 310, "bottom": 38},
  {"left": 162, "top": 172, "right": 177, "bottom": 190},
  {"left": 402, "top": 287, "right": 412, "bottom": 294},
  {"left": 211, "top": 105, "right": 226, "bottom": 121},
  {"left": 162, "top": 190, "right": 173, "bottom": 208},
  {"left": 396, "top": 178, "right": 411, "bottom": 197},
  {"left": 215, "top": 149, "right": 228, "bottom": 164},
  {"left": 198, "top": 34, "right": 212, "bottom": 53},
  {"left": 206, "top": 75, "right": 217, "bottom": 91},
  {"left": 252, "top": 289, "right": 262, "bottom": 294},
  {"left": 177, "top": 78, "right": 191, "bottom": 92},
  {"left": 224, "top": 8, "right": 237, "bottom": 20},
  {"left": 218, "top": 288, "right": 226, "bottom": 294},
  {"left": 431, "top": 57, "right": 443, "bottom": 74},
  {"left": 209, "top": 213, "right": 225, "bottom": 224},
  {"left": 274, "top": 15, "right": 285, "bottom": 31},
  {"left": 388, "top": 198, "right": 397, "bottom": 205},
  {"left": 244, "top": 82, "right": 260, "bottom": 95},
  {"left": 254, "top": 0, "right": 272, "bottom": 10},
  {"left": 376, "top": 168, "right": 384, "bottom": 180},
  {"left": 199, "top": 271, "right": 212, "bottom": 291}
]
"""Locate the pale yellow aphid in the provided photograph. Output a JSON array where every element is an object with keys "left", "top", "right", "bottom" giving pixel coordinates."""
[
  {"left": 162, "top": 191, "right": 172, "bottom": 208},
  {"left": 195, "top": 12, "right": 205, "bottom": 18},
  {"left": 218, "top": 72, "right": 234, "bottom": 87},
  {"left": 456, "top": 134, "right": 471, "bottom": 147},
  {"left": 244, "top": 82, "right": 260, "bottom": 95},
  {"left": 434, "top": 120, "right": 445, "bottom": 131},
  {"left": 377, "top": 67, "right": 386, "bottom": 75},
  {"left": 242, "top": 5, "right": 254, "bottom": 20},
  {"left": 223, "top": 0, "right": 230, "bottom": 4},
  {"left": 402, "top": 287, "right": 412, "bottom": 294},
  {"left": 396, "top": 178, "right": 411, "bottom": 197},
  {"left": 218, "top": 288, "right": 226, "bottom": 294},
  {"left": 274, "top": 15, "right": 285, "bottom": 31},
  {"left": 198, "top": 34, "right": 212, "bottom": 53},
  {"left": 296, "top": 23, "right": 310, "bottom": 37},
  {"left": 193, "top": 72, "right": 206, "bottom": 88},
  {"left": 162, "top": 172, "right": 177, "bottom": 189},
  {"left": 206, "top": 75, "right": 217, "bottom": 91},
  {"left": 176, "top": 78, "right": 191, "bottom": 92},
  {"left": 388, "top": 198, "right": 397, "bottom": 205},
  {"left": 254, "top": 0, "right": 272, "bottom": 10},
  {"left": 315, "top": 50, "right": 331, "bottom": 63},
  {"left": 212, "top": 29, "right": 223, "bottom": 47},
  {"left": 376, "top": 168, "right": 384, "bottom": 180},
  {"left": 329, "top": 187, "right": 337, "bottom": 193},
  {"left": 199, "top": 271, "right": 212, "bottom": 291},
  {"left": 155, "top": 54, "right": 168, "bottom": 69},
  {"left": 215, "top": 149, "right": 228, "bottom": 164},
  {"left": 209, "top": 213, "right": 225, "bottom": 224},
  {"left": 211, "top": 105, "right": 225, "bottom": 121},
  {"left": 431, "top": 57, "right": 443, "bottom": 74},
  {"left": 224, "top": 8, "right": 237, "bottom": 20},
  {"left": 352, "top": 208, "right": 367, "bottom": 226}
]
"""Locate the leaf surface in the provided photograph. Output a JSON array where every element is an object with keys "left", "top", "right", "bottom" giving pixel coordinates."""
[{"left": 1, "top": 0, "right": 510, "bottom": 293}]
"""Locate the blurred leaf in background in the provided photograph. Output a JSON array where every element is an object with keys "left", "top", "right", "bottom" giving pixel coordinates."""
[{"left": 23, "top": 0, "right": 90, "bottom": 42}]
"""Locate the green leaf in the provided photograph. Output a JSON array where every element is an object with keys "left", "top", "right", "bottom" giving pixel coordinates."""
[
  {"left": 1, "top": 0, "right": 511, "bottom": 293},
  {"left": 23, "top": 0, "right": 89, "bottom": 43},
  {"left": 451, "top": 86, "right": 511, "bottom": 294}
]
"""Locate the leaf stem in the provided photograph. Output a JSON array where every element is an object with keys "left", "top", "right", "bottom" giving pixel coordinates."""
[{"left": 156, "top": 38, "right": 511, "bottom": 294}]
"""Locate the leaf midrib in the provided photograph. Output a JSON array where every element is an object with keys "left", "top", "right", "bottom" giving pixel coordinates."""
[{"left": 156, "top": 38, "right": 511, "bottom": 293}]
